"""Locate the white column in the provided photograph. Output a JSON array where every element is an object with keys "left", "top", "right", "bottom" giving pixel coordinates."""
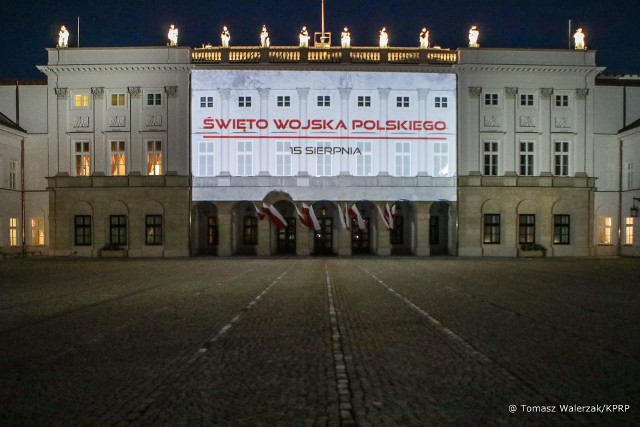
[
  {"left": 418, "top": 89, "right": 429, "bottom": 175},
  {"left": 575, "top": 88, "right": 589, "bottom": 175},
  {"left": 297, "top": 88, "right": 309, "bottom": 176},
  {"left": 54, "top": 88, "right": 69, "bottom": 175},
  {"left": 339, "top": 88, "right": 351, "bottom": 175},
  {"left": 378, "top": 88, "right": 390, "bottom": 176},
  {"left": 91, "top": 87, "right": 105, "bottom": 174},
  {"left": 539, "top": 88, "right": 553, "bottom": 174},
  {"left": 218, "top": 89, "right": 231, "bottom": 176},
  {"left": 467, "top": 87, "right": 482, "bottom": 174},
  {"left": 258, "top": 88, "right": 270, "bottom": 176},
  {"left": 129, "top": 86, "right": 142, "bottom": 174},
  {"left": 504, "top": 87, "right": 518, "bottom": 174}
]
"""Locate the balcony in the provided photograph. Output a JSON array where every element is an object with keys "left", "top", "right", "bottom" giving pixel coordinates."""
[{"left": 47, "top": 174, "right": 189, "bottom": 189}]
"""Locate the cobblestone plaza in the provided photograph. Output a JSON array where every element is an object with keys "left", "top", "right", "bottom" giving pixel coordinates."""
[{"left": 0, "top": 258, "right": 638, "bottom": 425}]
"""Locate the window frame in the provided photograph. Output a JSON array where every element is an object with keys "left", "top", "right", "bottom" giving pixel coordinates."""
[
  {"left": 146, "top": 92, "right": 163, "bottom": 107},
  {"left": 357, "top": 96, "right": 371, "bottom": 107},
  {"left": 518, "top": 214, "right": 536, "bottom": 244},
  {"left": 434, "top": 96, "right": 448, "bottom": 108},
  {"left": 598, "top": 217, "right": 613, "bottom": 245},
  {"left": 484, "top": 93, "right": 500, "bottom": 107},
  {"left": 243, "top": 215, "right": 258, "bottom": 245},
  {"left": 145, "top": 215, "right": 163, "bottom": 246},
  {"left": 317, "top": 95, "right": 331, "bottom": 108},
  {"left": 396, "top": 96, "right": 410, "bottom": 108},
  {"left": 276, "top": 95, "right": 291, "bottom": 108},
  {"left": 238, "top": 96, "right": 252, "bottom": 108},
  {"left": 519, "top": 140, "right": 535, "bottom": 176},
  {"left": 74, "top": 140, "right": 91, "bottom": 177},
  {"left": 146, "top": 139, "right": 163, "bottom": 176},
  {"left": 553, "top": 214, "right": 571, "bottom": 245},
  {"left": 554, "top": 141, "right": 570, "bottom": 176},
  {"left": 625, "top": 217, "right": 634, "bottom": 246},
  {"left": 109, "top": 215, "right": 127, "bottom": 247},
  {"left": 483, "top": 214, "right": 501, "bottom": 244},
  {"left": 483, "top": 140, "right": 499, "bottom": 176},
  {"left": 109, "top": 140, "right": 127, "bottom": 176},
  {"left": 200, "top": 96, "right": 214, "bottom": 108},
  {"left": 109, "top": 92, "right": 127, "bottom": 108},
  {"left": 74, "top": 215, "right": 92, "bottom": 246}
]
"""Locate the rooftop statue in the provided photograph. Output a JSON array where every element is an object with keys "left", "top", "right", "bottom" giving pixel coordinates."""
[
  {"left": 574, "top": 28, "right": 586, "bottom": 50},
  {"left": 221, "top": 26, "right": 230, "bottom": 48},
  {"left": 260, "top": 25, "right": 270, "bottom": 48},
  {"left": 341, "top": 27, "right": 351, "bottom": 48},
  {"left": 379, "top": 27, "right": 389, "bottom": 48},
  {"left": 168, "top": 24, "right": 178, "bottom": 46},
  {"left": 299, "top": 26, "right": 310, "bottom": 48},
  {"left": 419, "top": 28, "right": 429, "bottom": 49},
  {"left": 58, "top": 25, "right": 69, "bottom": 48},
  {"left": 468, "top": 25, "right": 479, "bottom": 48}
]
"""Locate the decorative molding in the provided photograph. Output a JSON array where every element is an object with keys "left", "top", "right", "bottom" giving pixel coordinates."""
[
  {"left": 218, "top": 88, "right": 230, "bottom": 101},
  {"left": 296, "top": 87, "right": 309, "bottom": 99},
  {"left": 164, "top": 86, "right": 178, "bottom": 98},
  {"left": 519, "top": 116, "right": 536, "bottom": 127},
  {"left": 469, "top": 87, "right": 482, "bottom": 98},
  {"left": 418, "top": 89, "right": 430, "bottom": 102},
  {"left": 258, "top": 88, "right": 270, "bottom": 100},
  {"left": 91, "top": 87, "right": 104, "bottom": 99},
  {"left": 505, "top": 87, "right": 518, "bottom": 98},
  {"left": 109, "top": 116, "right": 126, "bottom": 127},
  {"left": 146, "top": 115, "right": 162, "bottom": 126},
  {"left": 576, "top": 88, "right": 589, "bottom": 99},
  {"left": 554, "top": 117, "right": 571, "bottom": 128},
  {"left": 378, "top": 88, "right": 391, "bottom": 100},
  {"left": 541, "top": 88, "right": 554, "bottom": 98},
  {"left": 54, "top": 87, "right": 68, "bottom": 99},
  {"left": 338, "top": 88, "right": 351, "bottom": 100},
  {"left": 484, "top": 115, "right": 499, "bottom": 127},
  {"left": 128, "top": 86, "right": 142, "bottom": 98},
  {"left": 73, "top": 116, "right": 90, "bottom": 128}
]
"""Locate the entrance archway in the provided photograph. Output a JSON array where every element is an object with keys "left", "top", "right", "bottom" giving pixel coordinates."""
[
  {"left": 312, "top": 201, "right": 338, "bottom": 256},
  {"left": 429, "top": 201, "right": 450, "bottom": 255},
  {"left": 351, "top": 201, "right": 376, "bottom": 255},
  {"left": 390, "top": 200, "right": 416, "bottom": 255},
  {"left": 232, "top": 201, "right": 259, "bottom": 256},
  {"left": 191, "top": 202, "right": 218, "bottom": 256},
  {"left": 273, "top": 200, "right": 296, "bottom": 255}
]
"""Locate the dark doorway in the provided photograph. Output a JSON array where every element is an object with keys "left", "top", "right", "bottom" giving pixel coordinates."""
[
  {"left": 314, "top": 217, "right": 333, "bottom": 255},
  {"left": 351, "top": 217, "right": 371, "bottom": 254},
  {"left": 277, "top": 217, "right": 296, "bottom": 254}
]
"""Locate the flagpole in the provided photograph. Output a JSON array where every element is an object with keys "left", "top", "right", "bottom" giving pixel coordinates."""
[{"left": 77, "top": 16, "right": 80, "bottom": 47}]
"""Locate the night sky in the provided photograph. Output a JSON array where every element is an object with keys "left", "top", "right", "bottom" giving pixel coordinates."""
[{"left": 1, "top": 0, "right": 639, "bottom": 80}]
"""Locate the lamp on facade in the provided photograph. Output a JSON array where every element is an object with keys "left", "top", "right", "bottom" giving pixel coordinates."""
[{"left": 631, "top": 198, "right": 640, "bottom": 218}]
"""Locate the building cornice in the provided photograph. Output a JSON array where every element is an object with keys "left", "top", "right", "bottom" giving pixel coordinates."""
[
  {"left": 36, "top": 65, "right": 194, "bottom": 76},
  {"left": 453, "top": 64, "right": 605, "bottom": 74}
]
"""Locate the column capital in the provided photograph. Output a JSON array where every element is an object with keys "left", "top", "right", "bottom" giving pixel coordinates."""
[
  {"left": 258, "top": 88, "right": 270, "bottom": 100},
  {"left": 296, "top": 87, "right": 309, "bottom": 99},
  {"left": 378, "top": 88, "right": 391, "bottom": 100},
  {"left": 468, "top": 87, "right": 482, "bottom": 98},
  {"left": 505, "top": 87, "right": 518, "bottom": 98},
  {"left": 218, "top": 88, "right": 230, "bottom": 101},
  {"left": 128, "top": 86, "right": 142, "bottom": 98},
  {"left": 91, "top": 87, "right": 104, "bottom": 99},
  {"left": 164, "top": 86, "right": 178, "bottom": 98},
  {"left": 576, "top": 88, "right": 589, "bottom": 100},
  {"left": 540, "top": 88, "right": 554, "bottom": 98},
  {"left": 54, "top": 87, "right": 68, "bottom": 99},
  {"left": 338, "top": 88, "right": 351, "bottom": 100}
]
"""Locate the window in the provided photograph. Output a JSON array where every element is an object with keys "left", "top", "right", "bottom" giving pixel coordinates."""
[
  {"left": 598, "top": 217, "right": 612, "bottom": 245},
  {"left": 198, "top": 141, "right": 215, "bottom": 176},
  {"left": 395, "top": 141, "right": 411, "bottom": 176},
  {"left": 433, "top": 142, "right": 448, "bottom": 176},
  {"left": 74, "top": 94, "right": 89, "bottom": 108},
  {"left": 483, "top": 214, "right": 500, "bottom": 244},
  {"left": 355, "top": 141, "right": 372, "bottom": 176},
  {"left": 316, "top": 141, "right": 332, "bottom": 176},
  {"left": 519, "top": 94, "right": 534, "bottom": 107},
  {"left": 553, "top": 215, "right": 570, "bottom": 245},
  {"left": 484, "top": 93, "right": 499, "bottom": 106},
  {"left": 9, "top": 160, "right": 18, "bottom": 189},
  {"left": 200, "top": 96, "right": 214, "bottom": 108},
  {"left": 435, "top": 96, "right": 448, "bottom": 108},
  {"left": 145, "top": 215, "right": 163, "bottom": 245},
  {"left": 625, "top": 217, "right": 634, "bottom": 245},
  {"left": 519, "top": 141, "right": 535, "bottom": 176},
  {"left": 146, "top": 140, "right": 162, "bottom": 175},
  {"left": 237, "top": 141, "right": 253, "bottom": 176},
  {"left": 277, "top": 96, "right": 291, "bottom": 107},
  {"left": 554, "top": 141, "right": 569, "bottom": 176},
  {"left": 625, "top": 162, "right": 634, "bottom": 190},
  {"left": 110, "top": 140, "right": 126, "bottom": 176},
  {"left": 31, "top": 218, "right": 44, "bottom": 245},
  {"left": 109, "top": 215, "right": 127, "bottom": 246},
  {"left": 207, "top": 217, "right": 218, "bottom": 245},
  {"left": 9, "top": 218, "right": 18, "bottom": 246},
  {"left": 555, "top": 94, "right": 569, "bottom": 107},
  {"left": 238, "top": 96, "right": 252, "bottom": 107},
  {"left": 483, "top": 141, "right": 499, "bottom": 176},
  {"left": 74, "top": 141, "right": 91, "bottom": 176},
  {"left": 275, "top": 141, "right": 292, "bottom": 176},
  {"left": 110, "top": 93, "right": 126, "bottom": 107},
  {"left": 519, "top": 214, "right": 536, "bottom": 244},
  {"left": 317, "top": 95, "right": 330, "bottom": 107},
  {"left": 396, "top": 96, "right": 409, "bottom": 108},
  {"left": 74, "top": 215, "right": 92, "bottom": 246},
  {"left": 146, "top": 93, "right": 162, "bottom": 106},
  {"left": 357, "top": 96, "right": 371, "bottom": 107},
  {"left": 243, "top": 216, "right": 258, "bottom": 245}
]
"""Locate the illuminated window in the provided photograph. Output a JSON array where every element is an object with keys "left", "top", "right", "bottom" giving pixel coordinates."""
[
  {"left": 435, "top": 97, "right": 448, "bottom": 108},
  {"left": 74, "top": 215, "right": 91, "bottom": 246},
  {"left": 553, "top": 215, "right": 570, "bottom": 245},
  {"left": 146, "top": 93, "right": 162, "bottom": 106},
  {"left": 74, "top": 94, "right": 89, "bottom": 108},
  {"left": 207, "top": 217, "right": 218, "bottom": 245},
  {"left": 109, "top": 215, "right": 127, "bottom": 246},
  {"left": 519, "top": 94, "right": 534, "bottom": 107},
  {"left": 275, "top": 141, "right": 292, "bottom": 176},
  {"left": 146, "top": 140, "right": 162, "bottom": 175},
  {"left": 395, "top": 141, "right": 411, "bottom": 176},
  {"left": 237, "top": 141, "right": 253, "bottom": 176},
  {"left": 519, "top": 141, "right": 535, "bottom": 176},
  {"left": 598, "top": 217, "right": 612, "bottom": 245},
  {"left": 277, "top": 96, "right": 291, "bottom": 107},
  {"left": 243, "top": 216, "right": 258, "bottom": 245},
  {"left": 111, "top": 93, "right": 126, "bottom": 107},
  {"left": 9, "top": 218, "right": 18, "bottom": 246},
  {"left": 200, "top": 96, "right": 213, "bottom": 108},
  {"left": 317, "top": 95, "right": 330, "bottom": 107},
  {"left": 31, "top": 218, "right": 44, "bottom": 245},
  {"left": 396, "top": 96, "right": 409, "bottom": 108},
  {"left": 198, "top": 141, "right": 215, "bottom": 176},
  {"left": 433, "top": 142, "right": 448, "bottom": 176},
  {"left": 554, "top": 141, "right": 569, "bottom": 176},
  {"left": 238, "top": 96, "right": 252, "bottom": 107},
  {"left": 625, "top": 217, "right": 634, "bottom": 245},
  {"left": 519, "top": 214, "right": 536, "bottom": 244},
  {"left": 355, "top": 141, "right": 372, "bottom": 176},
  {"left": 74, "top": 141, "right": 91, "bottom": 176},
  {"left": 316, "top": 141, "right": 332, "bottom": 176},
  {"left": 9, "top": 160, "right": 18, "bottom": 189},
  {"left": 484, "top": 93, "right": 499, "bottom": 106},
  {"left": 483, "top": 140, "right": 499, "bottom": 176},
  {"left": 555, "top": 94, "right": 569, "bottom": 107},
  {"left": 483, "top": 214, "right": 500, "bottom": 244},
  {"left": 145, "top": 215, "right": 163, "bottom": 245},
  {"left": 110, "top": 140, "right": 126, "bottom": 176},
  {"left": 357, "top": 96, "right": 371, "bottom": 107}
]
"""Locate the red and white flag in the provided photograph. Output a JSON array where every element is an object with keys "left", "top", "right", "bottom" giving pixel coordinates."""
[
  {"left": 254, "top": 203, "right": 265, "bottom": 220},
  {"left": 295, "top": 204, "right": 310, "bottom": 229},
  {"left": 385, "top": 202, "right": 397, "bottom": 230},
  {"left": 262, "top": 203, "right": 287, "bottom": 230},
  {"left": 349, "top": 203, "right": 367, "bottom": 231},
  {"left": 304, "top": 203, "right": 321, "bottom": 231},
  {"left": 377, "top": 203, "right": 392, "bottom": 230},
  {"left": 338, "top": 203, "right": 348, "bottom": 229}
]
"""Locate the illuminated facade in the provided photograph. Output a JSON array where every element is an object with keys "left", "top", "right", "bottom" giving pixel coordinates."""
[{"left": 1, "top": 35, "right": 639, "bottom": 257}]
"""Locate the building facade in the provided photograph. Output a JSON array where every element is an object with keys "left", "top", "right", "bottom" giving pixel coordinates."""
[{"left": 1, "top": 41, "right": 639, "bottom": 257}]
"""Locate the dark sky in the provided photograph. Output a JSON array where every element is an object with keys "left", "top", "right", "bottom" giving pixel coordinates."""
[{"left": 1, "top": 0, "right": 638, "bottom": 80}]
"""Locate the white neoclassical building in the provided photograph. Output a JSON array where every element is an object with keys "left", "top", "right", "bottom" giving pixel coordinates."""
[{"left": 1, "top": 31, "right": 639, "bottom": 258}]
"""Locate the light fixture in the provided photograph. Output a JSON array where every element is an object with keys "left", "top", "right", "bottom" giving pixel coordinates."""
[{"left": 631, "top": 198, "right": 640, "bottom": 218}]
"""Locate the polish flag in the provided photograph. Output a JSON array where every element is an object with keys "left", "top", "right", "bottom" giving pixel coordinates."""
[
  {"left": 384, "top": 202, "right": 396, "bottom": 230},
  {"left": 377, "top": 203, "right": 392, "bottom": 230},
  {"left": 254, "top": 203, "right": 265, "bottom": 220},
  {"left": 263, "top": 203, "right": 287, "bottom": 230},
  {"left": 295, "top": 204, "right": 311, "bottom": 229},
  {"left": 338, "top": 203, "right": 348, "bottom": 229},
  {"left": 349, "top": 203, "right": 367, "bottom": 231},
  {"left": 304, "top": 203, "right": 321, "bottom": 232}
]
